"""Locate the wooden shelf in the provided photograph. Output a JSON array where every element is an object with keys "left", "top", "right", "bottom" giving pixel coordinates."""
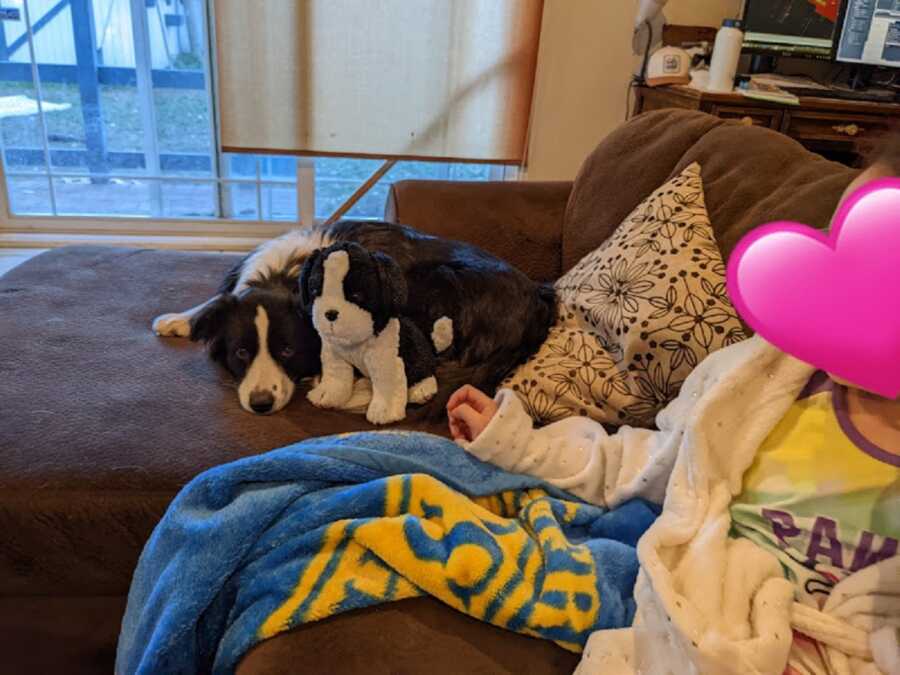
[{"left": 633, "top": 84, "right": 900, "bottom": 166}]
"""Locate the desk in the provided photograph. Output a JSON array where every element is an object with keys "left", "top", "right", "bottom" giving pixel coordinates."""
[{"left": 633, "top": 84, "right": 900, "bottom": 166}]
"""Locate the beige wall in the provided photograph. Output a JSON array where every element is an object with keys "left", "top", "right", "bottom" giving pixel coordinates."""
[
  {"left": 666, "top": 0, "right": 742, "bottom": 27},
  {"left": 523, "top": 0, "right": 637, "bottom": 181},
  {"left": 524, "top": 0, "right": 742, "bottom": 181}
]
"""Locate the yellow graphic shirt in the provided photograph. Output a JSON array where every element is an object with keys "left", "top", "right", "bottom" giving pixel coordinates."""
[{"left": 730, "top": 372, "right": 899, "bottom": 609}]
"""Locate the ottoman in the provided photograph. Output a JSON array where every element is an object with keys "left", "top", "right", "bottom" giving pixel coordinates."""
[{"left": 0, "top": 245, "right": 577, "bottom": 674}]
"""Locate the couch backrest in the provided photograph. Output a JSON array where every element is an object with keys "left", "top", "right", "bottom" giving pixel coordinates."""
[
  {"left": 385, "top": 179, "right": 571, "bottom": 282},
  {"left": 562, "top": 109, "right": 859, "bottom": 273}
]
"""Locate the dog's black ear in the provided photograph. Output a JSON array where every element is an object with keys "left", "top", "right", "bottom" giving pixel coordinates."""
[
  {"left": 371, "top": 251, "right": 407, "bottom": 316},
  {"left": 298, "top": 249, "right": 324, "bottom": 313},
  {"left": 189, "top": 294, "right": 235, "bottom": 343}
]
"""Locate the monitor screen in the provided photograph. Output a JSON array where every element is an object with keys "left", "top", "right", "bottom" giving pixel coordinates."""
[
  {"left": 742, "top": 0, "right": 840, "bottom": 58},
  {"left": 835, "top": 0, "right": 900, "bottom": 68}
]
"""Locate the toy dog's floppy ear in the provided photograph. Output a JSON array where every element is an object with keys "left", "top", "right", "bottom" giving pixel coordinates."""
[
  {"left": 371, "top": 251, "right": 407, "bottom": 318},
  {"left": 298, "top": 249, "right": 324, "bottom": 313},
  {"left": 189, "top": 294, "right": 235, "bottom": 343}
]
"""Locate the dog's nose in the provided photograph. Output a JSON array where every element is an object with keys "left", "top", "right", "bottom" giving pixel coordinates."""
[
  {"left": 325, "top": 309, "right": 339, "bottom": 322},
  {"left": 249, "top": 391, "right": 275, "bottom": 414}
]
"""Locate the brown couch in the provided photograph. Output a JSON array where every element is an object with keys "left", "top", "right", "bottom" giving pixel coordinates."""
[{"left": 0, "top": 110, "right": 856, "bottom": 674}]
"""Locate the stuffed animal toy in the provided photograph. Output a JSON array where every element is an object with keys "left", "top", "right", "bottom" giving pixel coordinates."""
[{"left": 299, "top": 241, "right": 447, "bottom": 425}]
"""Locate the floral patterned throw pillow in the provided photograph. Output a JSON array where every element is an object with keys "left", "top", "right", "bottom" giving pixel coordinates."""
[{"left": 503, "top": 162, "right": 747, "bottom": 427}]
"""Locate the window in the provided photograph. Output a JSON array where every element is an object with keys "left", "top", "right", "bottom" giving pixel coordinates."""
[
  {"left": 221, "top": 155, "right": 510, "bottom": 223},
  {"left": 0, "top": 0, "right": 511, "bottom": 223}
]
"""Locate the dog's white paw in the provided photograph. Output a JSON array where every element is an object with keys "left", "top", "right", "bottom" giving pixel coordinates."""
[
  {"left": 408, "top": 376, "right": 437, "bottom": 405},
  {"left": 307, "top": 381, "right": 352, "bottom": 409},
  {"left": 366, "top": 396, "right": 405, "bottom": 425},
  {"left": 431, "top": 316, "right": 453, "bottom": 353},
  {"left": 152, "top": 312, "right": 191, "bottom": 337}
]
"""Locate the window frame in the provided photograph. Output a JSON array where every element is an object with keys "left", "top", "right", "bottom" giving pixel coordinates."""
[{"left": 0, "top": 0, "right": 518, "bottom": 248}]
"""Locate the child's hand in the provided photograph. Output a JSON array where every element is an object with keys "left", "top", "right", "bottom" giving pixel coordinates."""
[{"left": 447, "top": 385, "right": 499, "bottom": 443}]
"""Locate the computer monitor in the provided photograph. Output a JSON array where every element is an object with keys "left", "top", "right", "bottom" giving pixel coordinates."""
[
  {"left": 742, "top": 0, "right": 841, "bottom": 59},
  {"left": 834, "top": 0, "right": 900, "bottom": 69}
]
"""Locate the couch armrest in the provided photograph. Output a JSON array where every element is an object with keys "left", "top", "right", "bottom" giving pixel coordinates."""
[{"left": 385, "top": 179, "right": 572, "bottom": 282}]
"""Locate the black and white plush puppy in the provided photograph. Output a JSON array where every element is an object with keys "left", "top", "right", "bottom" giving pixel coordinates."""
[{"left": 301, "top": 242, "right": 440, "bottom": 425}]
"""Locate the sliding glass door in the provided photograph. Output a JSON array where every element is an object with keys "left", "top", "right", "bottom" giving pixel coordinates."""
[{"left": 0, "top": 0, "right": 510, "bottom": 223}]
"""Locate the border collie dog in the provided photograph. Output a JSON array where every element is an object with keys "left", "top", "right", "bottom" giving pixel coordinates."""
[{"left": 153, "top": 220, "right": 555, "bottom": 415}]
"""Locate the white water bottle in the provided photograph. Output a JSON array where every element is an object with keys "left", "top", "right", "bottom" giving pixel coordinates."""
[{"left": 707, "top": 19, "right": 743, "bottom": 93}]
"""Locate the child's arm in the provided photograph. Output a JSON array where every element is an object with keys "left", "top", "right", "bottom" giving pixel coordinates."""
[{"left": 448, "top": 385, "right": 678, "bottom": 507}]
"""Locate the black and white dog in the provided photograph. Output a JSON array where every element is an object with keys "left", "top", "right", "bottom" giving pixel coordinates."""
[
  {"left": 302, "top": 242, "right": 442, "bottom": 424},
  {"left": 152, "top": 220, "right": 555, "bottom": 416}
]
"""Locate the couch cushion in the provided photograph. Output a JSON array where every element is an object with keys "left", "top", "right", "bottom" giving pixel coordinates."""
[
  {"left": 0, "top": 596, "right": 126, "bottom": 674},
  {"left": 0, "top": 246, "right": 446, "bottom": 595},
  {"left": 503, "top": 163, "right": 746, "bottom": 427},
  {"left": 236, "top": 597, "right": 580, "bottom": 675},
  {"left": 562, "top": 109, "right": 858, "bottom": 274}
]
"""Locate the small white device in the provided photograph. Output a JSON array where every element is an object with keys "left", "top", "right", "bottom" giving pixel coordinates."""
[{"left": 707, "top": 19, "right": 744, "bottom": 93}]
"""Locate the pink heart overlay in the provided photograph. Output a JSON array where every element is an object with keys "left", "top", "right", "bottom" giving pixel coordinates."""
[{"left": 726, "top": 177, "right": 900, "bottom": 398}]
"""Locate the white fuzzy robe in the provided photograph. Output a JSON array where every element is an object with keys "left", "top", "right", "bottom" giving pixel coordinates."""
[{"left": 465, "top": 336, "right": 899, "bottom": 675}]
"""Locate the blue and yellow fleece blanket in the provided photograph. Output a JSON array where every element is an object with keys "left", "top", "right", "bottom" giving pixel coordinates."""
[{"left": 116, "top": 432, "right": 659, "bottom": 675}]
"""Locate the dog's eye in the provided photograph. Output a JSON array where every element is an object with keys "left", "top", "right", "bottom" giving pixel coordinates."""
[
  {"left": 235, "top": 347, "right": 250, "bottom": 361},
  {"left": 280, "top": 346, "right": 295, "bottom": 359},
  {"left": 350, "top": 292, "right": 364, "bottom": 304}
]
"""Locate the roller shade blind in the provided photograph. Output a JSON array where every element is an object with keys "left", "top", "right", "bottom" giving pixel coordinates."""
[{"left": 214, "top": 0, "right": 543, "bottom": 164}]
